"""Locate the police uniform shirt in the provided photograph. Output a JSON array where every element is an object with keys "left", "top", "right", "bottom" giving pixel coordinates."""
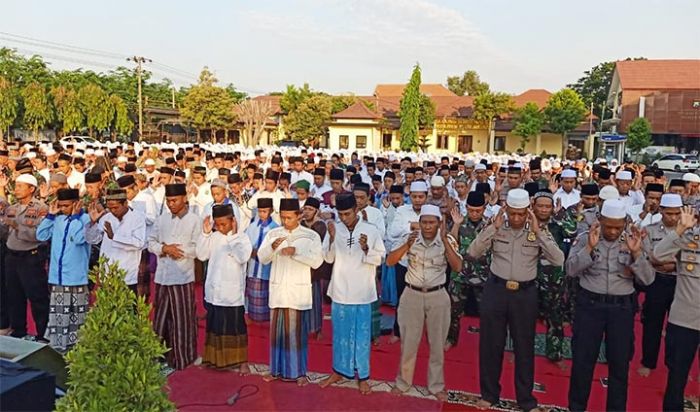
[
  {"left": 0, "top": 198, "right": 48, "bottom": 251},
  {"left": 628, "top": 203, "right": 661, "bottom": 228},
  {"left": 643, "top": 222, "right": 677, "bottom": 275},
  {"left": 653, "top": 227, "right": 700, "bottom": 331},
  {"left": 467, "top": 222, "right": 565, "bottom": 282},
  {"left": 575, "top": 206, "right": 599, "bottom": 235},
  {"left": 405, "top": 233, "right": 457, "bottom": 288},
  {"left": 566, "top": 233, "right": 654, "bottom": 295}
]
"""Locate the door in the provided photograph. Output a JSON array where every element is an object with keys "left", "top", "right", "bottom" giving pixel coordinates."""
[{"left": 458, "top": 135, "right": 473, "bottom": 153}]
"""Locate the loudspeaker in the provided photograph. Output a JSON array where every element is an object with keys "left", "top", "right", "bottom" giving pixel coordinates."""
[
  {"left": 0, "top": 336, "right": 67, "bottom": 391},
  {"left": 0, "top": 359, "right": 55, "bottom": 411}
]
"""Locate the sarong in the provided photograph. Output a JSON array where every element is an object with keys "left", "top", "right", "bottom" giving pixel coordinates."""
[
  {"left": 331, "top": 302, "right": 371, "bottom": 380},
  {"left": 203, "top": 304, "right": 248, "bottom": 368},
  {"left": 246, "top": 277, "right": 270, "bottom": 322},
  {"left": 371, "top": 300, "right": 381, "bottom": 340},
  {"left": 45, "top": 285, "right": 89, "bottom": 352},
  {"left": 137, "top": 249, "right": 151, "bottom": 300},
  {"left": 269, "top": 308, "right": 309, "bottom": 379},
  {"left": 380, "top": 263, "right": 397, "bottom": 306},
  {"left": 309, "top": 279, "right": 323, "bottom": 334},
  {"left": 153, "top": 283, "right": 197, "bottom": 370}
]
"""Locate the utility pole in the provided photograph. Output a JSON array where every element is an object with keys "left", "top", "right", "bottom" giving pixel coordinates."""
[
  {"left": 171, "top": 87, "right": 176, "bottom": 109},
  {"left": 127, "top": 56, "right": 152, "bottom": 141}
]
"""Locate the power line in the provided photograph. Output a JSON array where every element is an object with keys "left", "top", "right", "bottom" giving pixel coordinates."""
[
  {"left": 0, "top": 31, "right": 126, "bottom": 59},
  {"left": 0, "top": 36, "right": 126, "bottom": 61}
]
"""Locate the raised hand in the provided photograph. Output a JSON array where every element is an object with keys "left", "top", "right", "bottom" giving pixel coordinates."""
[
  {"left": 527, "top": 209, "right": 540, "bottom": 233},
  {"left": 71, "top": 201, "right": 82, "bottom": 216},
  {"left": 361, "top": 209, "right": 368, "bottom": 222},
  {"left": 450, "top": 206, "right": 464, "bottom": 226},
  {"left": 381, "top": 197, "right": 390, "bottom": 209},
  {"left": 203, "top": 215, "right": 213, "bottom": 234},
  {"left": 0, "top": 174, "right": 8, "bottom": 188},
  {"left": 406, "top": 230, "right": 419, "bottom": 248},
  {"left": 554, "top": 197, "right": 563, "bottom": 214},
  {"left": 676, "top": 205, "right": 697, "bottom": 235},
  {"left": 548, "top": 176, "right": 559, "bottom": 194},
  {"left": 327, "top": 221, "right": 336, "bottom": 243},
  {"left": 88, "top": 201, "right": 104, "bottom": 223},
  {"left": 39, "top": 182, "right": 49, "bottom": 199},
  {"left": 493, "top": 208, "right": 505, "bottom": 230},
  {"left": 48, "top": 200, "right": 59, "bottom": 215},
  {"left": 587, "top": 222, "right": 601, "bottom": 251},
  {"left": 626, "top": 225, "right": 643, "bottom": 254},
  {"left": 359, "top": 233, "right": 368, "bottom": 253}
]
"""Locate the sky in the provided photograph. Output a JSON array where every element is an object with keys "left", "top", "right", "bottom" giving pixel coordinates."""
[{"left": 3, "top": 0, "right": 699, "bottom": 96}]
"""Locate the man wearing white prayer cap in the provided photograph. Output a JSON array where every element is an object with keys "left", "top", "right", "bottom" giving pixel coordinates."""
[
  {"left": 386, "top": 176, "right": 430, "bottom": 343},
  {"left": 566, "top": 199, "right": 654, "bottom": 411},
  {"left": 467, "top": 188, "right": 564, "bottom": 411},
  {"left": 681, "top": 172, "right": 700, "bottom": 206},
  {"left": 387, "top": 203, "right": 461, "bottom": 401},
  {"left": 636, "top": 192, "right": 684, "bottom": 379},
  {"left": 599, "top": 185, "right": 620, "bottom": 201},
  {"left": 615, "top": 169, "right": 644, "bottom": 210},
  {"left": 554, "top": 169, "right": 581, "bottom": 209}
]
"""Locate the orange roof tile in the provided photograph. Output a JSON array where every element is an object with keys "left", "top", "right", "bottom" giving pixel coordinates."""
[
  {"left": 512, "top": 89, "right": 552, "bottom": 108},
  {"left": 616, "top": 59, "right": 700, "bottom": 90},
  {"left": 374, "top": 83, "right": 456, "bottom": 97},
  {"left": 332, "top": 102, "right": 380, "bottom": 120}
]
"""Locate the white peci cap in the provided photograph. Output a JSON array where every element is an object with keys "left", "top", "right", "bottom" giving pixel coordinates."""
[
  {"left": 660, "top": 193, "right": 683, "bottom": 208},
  {"left": 616, "top": 171, "right": 632, "bottom": 180},
  {"left": 16, "top": 174, "right": 38, "bottom": 187},
  {"left": 601, "top": 199, "right": 627, "bottom": 219},
  {"left": 409, "top": 181, "right": 429, "bottom": 192},
  {"left": 419, "top": 204, "right": 442, "bottom": 220},
  {"left": 599, "top": 185, "right": 620, "bottom": 200},
  {"left": 144, "top": 159, "right": 156, "bottom": 166},
  {"left": 117, "top": 156, "right": 128, "bottom": 163},
  {"left": 561, "top": 169, "right": 577, "bottom": 179},
  {"left": 682, "top": 173, "right": 700, "bottom": 183},
  {"left": 475, "top": 163, "right": 486, "bottom": 171},
  {"left": 506, "top": 188, "right": 530, "bottom": 209},
  {"left": 430, "top": 175, "right": 445, "bottom": 188}
]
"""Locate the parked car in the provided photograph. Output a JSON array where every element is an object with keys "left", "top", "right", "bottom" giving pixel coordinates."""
[
  {"left": 59, "top": 136, "right": 99, "bottom": 147},
  {"left": 652, "top": 154, "right": 699, "bottom": 172}
]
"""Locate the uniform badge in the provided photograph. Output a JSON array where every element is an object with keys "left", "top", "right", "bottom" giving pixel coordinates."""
[
  {"left": 694, "top": 235, "right": 699, "bottom": 240},
  {"left": 687, "top": 263, "right": 695, "bottom": 271},
  {"left": 688, "top": 242, "right": 698, "bottom": 249},
  {"left": 527, "top": 232, "right": 536, "bottom": 242}
]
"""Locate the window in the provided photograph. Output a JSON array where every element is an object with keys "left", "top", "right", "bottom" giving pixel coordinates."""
[
  {"left": 436, "top": 135, "right": 449, "bottom": 150},
  {"left": 494, "top": 136, "right": 506, "bottom": 152},
  {"left": 356, "top": 135, "right": 367, "bottom": 149},
  {"left": 382, "top": 133, "right": 393, "bottom": 149},
  {"left": 339, "top": 135, "right": 349, "bottom": 150}
]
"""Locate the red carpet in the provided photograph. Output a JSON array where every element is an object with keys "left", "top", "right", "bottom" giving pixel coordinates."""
[{"left": 24, "top": 283, "right": 698, "bottom": 411}]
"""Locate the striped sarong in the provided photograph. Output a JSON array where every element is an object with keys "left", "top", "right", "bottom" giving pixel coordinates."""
[
  {"left": 309, "top": 279, "right": 323, "bottom": 334},
  {"left": 203, "top": 304, "right": 248, "bottom": 368},
  {"left": 153, "top": 283, "right": 197, "bottom": 370},
  {"left": 269, "top": 308, "right": 309, "bottom": 380},
  {"left": 246, "top": 277, "right": 270, "bottom": 322},
  {"left": 331, "top": 302, "right": 371, "bottom": 380},
  {"left": 45, "top": 285, "right": 89, "bottom": 352},
  {"left": 137, "top": 249, "right": 151, "bottom": 301}
]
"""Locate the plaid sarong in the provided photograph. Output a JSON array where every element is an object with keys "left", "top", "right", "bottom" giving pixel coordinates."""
[
  {"left": 246, "top": 277, "right": 270, "bottom": 322},
  {"left": 45, "top": 285, "right": 89, "bottom": 352}
]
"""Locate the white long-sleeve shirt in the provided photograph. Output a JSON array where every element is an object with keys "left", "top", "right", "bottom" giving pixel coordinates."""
[
  {"left": 130, "top": 190, "right": 158, "bottom": 227},
  {"left": 359, "top": 205, "right": 386, "bottom": 239},
  {"left": 189, "top": 182, "right": 212, "bottom": 215},
  {"left": 257, "top": 224, "right": 323, "bottom": 310},
  {"left": 290, "top": 170, "right": 313, "bottom": 187},
  {"left": 323, "top": 220, "right": 385, "bottom": 304},
  {"left": 196, "top": 231, "right": 252, "bottom": 307},
  {"left": 85, "top": 209, "right": 147, "bottom": 285},
  {"left": 554, "top": 188, "right": 581, "bottom": 209},
  {"left": 148, "top": 210, "right": 201, "bottom": 285},
  {"left": 387, "top": 204, "right": 421, "bottom": 266}
]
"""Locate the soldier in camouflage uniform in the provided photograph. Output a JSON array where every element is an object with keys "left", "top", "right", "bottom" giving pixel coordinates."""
[
  {"left": 445, "top": 191, "right": 490, "bottom": 349},
  {"left": 532, "top": 189, "right": 577, "bottom": 364}
]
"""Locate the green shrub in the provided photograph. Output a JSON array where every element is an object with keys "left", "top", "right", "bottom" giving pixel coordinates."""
[{"left": 56, "top": 258, "right": 174, "bottom": 412}]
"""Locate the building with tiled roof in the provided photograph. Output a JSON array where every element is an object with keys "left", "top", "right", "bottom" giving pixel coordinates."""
[{"left": 606, "top": 59, "right": 700, "bottom": 151}]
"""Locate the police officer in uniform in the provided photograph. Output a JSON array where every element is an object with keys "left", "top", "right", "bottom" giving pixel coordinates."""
[
  {"left": 468, "top": 189, "right": 565, "bottom": 411},
  {"left": 653, "top": 204, "right": 700, "bottom": 412},
  {"left": 0, "top": 174, "right": 50, "bottom": 340},
  {"left": 566, "top": 199, "right": 654, "bottom": 411},
  {"left": 638, "top": 193, "right": 683, "bottom": 378}
]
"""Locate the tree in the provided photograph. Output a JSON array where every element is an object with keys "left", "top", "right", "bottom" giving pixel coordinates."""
[
  {"left": 180, "top": 67, "right": 235, "bottom": 142},
  {"left": 398, "top": 63, "right": 423, "bottom": 151},
  {"left": 224, "top": 84, "right": 248, "bottom": 104},
  {"left": 512, "top": 102, "right": 545, "bottom": 151},
  {"left": 567, "top": 57, "right": 646, "bottom": 120},
  {"left": 280, "top": 83, "right": 315, "bottom": 114},
  {"left": 473, "top": 91, "right": 514, "bottom": 153},
  {"left": 544, "top": 88, "right": 587, "bottom": 157},
  {"left": 446, "top": 70, "right": 490, "bottom": 96},
  {"left": 110, "top": 95, "right": 133, "bottom": 138},
  {"left": 418, "top": 94, "right": 436, "bottom": 131},
  {"left": 51, "top": 86, "right": 84, "bottom": 136},
  {"left": 21, "top": 82, "right": 53, "bottom": 141},
  {"left": 78, "top": 84, "right": 111, "bottom": 138},
  {"left": 283, "top": 95, "right": 332, "bottom": 146},
  {"left": 237, "top": 99, "right": 274, "bottom": 146},
  {"left": 56, "top": 258, "right": 173, "bottom": 412},
  {"left": 0, "top": 76, "right": 18, "bottom": 141},
  {"left": 626, "top": 117, "right": 652, "bottom": 153}
]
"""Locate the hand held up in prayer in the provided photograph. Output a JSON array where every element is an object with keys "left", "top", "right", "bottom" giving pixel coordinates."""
[
  {"left": 0, "top": 175, "right": 7, "bottom": 188},
  {"left": 406, "top": 230, "right": 419, "bottom": 248},
  {"left": 361, "top": 209, "right": 368, "bottom": 222},
  {"left": 48, "top": 200, "right": 59, "bottom": 215},
  {"left": 587, "top": 222, "right": 601, "bottom": 251},
  {"left": 203, "top": 216, "right": 213, "bottom": 234},
  {"left": 381, "top": 197, "right": 390, "bottom": 209},
  {"left": 88, "top": 202, "right": 104, "bottom": 224},
  {"left": 554, "top": 197, "right": 562, "bottom": 214},
  {"left": 271, "top": 237, "right": 287, "bottom": 250},
  {"left": 280, "top": 246, "right": 296, "bottom": 256},
  {"left": 71, "top": 201, "right": 82, "bottom": 216},
  {"left": 409, "top": 221, "right": 420, "bottom": 231},
  {"left": 492, "top": 208, "right": 505, "bottom": 230},
  {"left": 104, "top": 221, "right": 114, "bottom": 240},
  {"left": 626, "top": 225, "right": 644, "bottom": 257},
  {"left": 327, "top": 221, "right": 336, "bottom": 243},
  {"left": 359, "top": 233, "right": 368, "bottom": 253},
  {"left": 676, "top": 206, "right": 697, "bottom": 236},
  {"left": 450, "top": 207, "right": 464, "bottom": 226},
  {"left": 39, "top": 182, "right": 49, "bottom": 199},
  {"left": 548, "top": 176, "right": 558, "bottom": 193},
  {"left": 527, "top": 209, "right": 540, "bottom": 233}
]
